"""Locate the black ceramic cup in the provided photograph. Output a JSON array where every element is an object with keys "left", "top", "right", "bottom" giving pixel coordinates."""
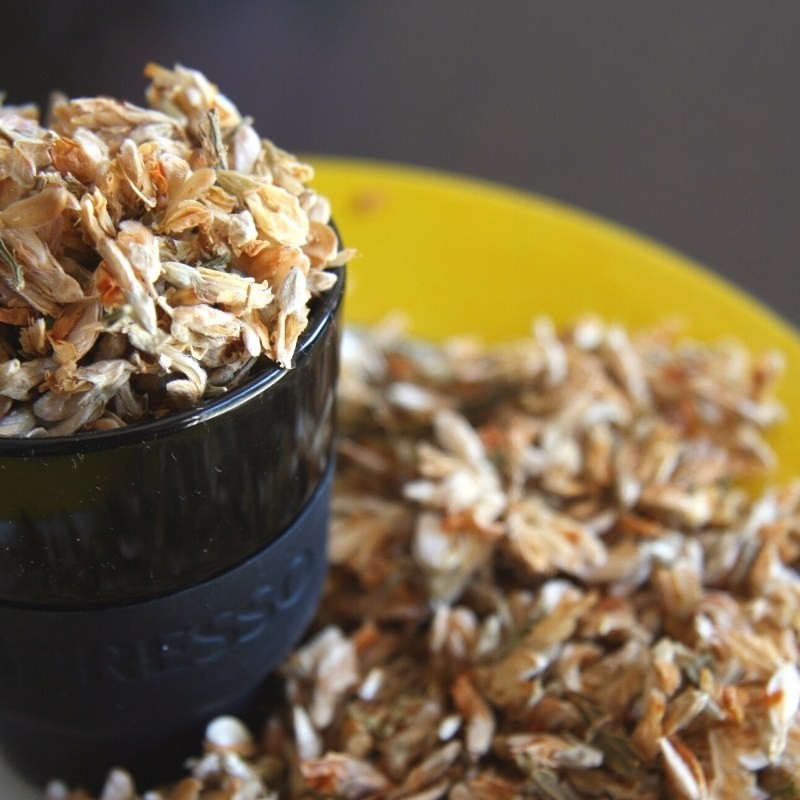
[{"left": 0, "top": 266, "right": 344, "bottom": 791}]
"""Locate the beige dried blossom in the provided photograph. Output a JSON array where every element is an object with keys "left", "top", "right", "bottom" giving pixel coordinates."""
[
  {"left": 0, "top": 63, "right": 347, "bottom": 436},
  {"left": 53, "top": 316, "right": 800, "bottom": 799}
]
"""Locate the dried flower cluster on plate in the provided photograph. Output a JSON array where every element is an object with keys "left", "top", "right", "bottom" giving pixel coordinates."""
[
  {"left": 50, "top": 317, "right": 800, "bottom": 799},
  {"left": 0, "top": 64, "right": 348, "bottom": 437}
]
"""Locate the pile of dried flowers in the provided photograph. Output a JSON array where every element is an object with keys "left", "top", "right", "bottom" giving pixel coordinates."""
[
  {"left": 49, "top": 316, "right": 800, "bottom": 799},
  {"left": 0, "top": 64, "right": 348, "bottom": 437}
]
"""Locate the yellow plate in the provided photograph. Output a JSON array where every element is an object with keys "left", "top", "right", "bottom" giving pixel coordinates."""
[{"left": 308, "top": 156, "right": 800, "bottom": 481}]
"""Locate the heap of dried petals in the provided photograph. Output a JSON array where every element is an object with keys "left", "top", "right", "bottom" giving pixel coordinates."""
[
  {"left": 0, "top": 63, "right": 348, "bottom": 436},
  {"left": 49, "top": 317, "right": 800, "bottom": 799}
]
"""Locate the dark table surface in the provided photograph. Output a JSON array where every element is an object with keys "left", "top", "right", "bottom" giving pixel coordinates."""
[{"left": 2, "top": 0, "right": 798, "bottom": 329}]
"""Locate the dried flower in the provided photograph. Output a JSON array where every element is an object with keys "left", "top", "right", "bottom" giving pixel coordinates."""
[
  {"left": 0, "top": 64, "right": 349, "bottom": 436},
  {"left": 53, "top": 317, "right": 800, "bottom": 799}
]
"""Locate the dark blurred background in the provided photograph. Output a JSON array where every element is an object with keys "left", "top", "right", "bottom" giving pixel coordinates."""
[{"left": 2, "top": 0, "right": 798, "bottom": 327}]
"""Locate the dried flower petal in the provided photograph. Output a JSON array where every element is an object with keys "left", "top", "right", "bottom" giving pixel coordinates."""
[
  {"left": 48, "top": 316, "right": 800, "bottom": 799},
  {"left": 300, "top": 753, "right": 391, "bottom": 798},
  {"left": 0, "top": 63, "right": 344, "bottom": 435}
]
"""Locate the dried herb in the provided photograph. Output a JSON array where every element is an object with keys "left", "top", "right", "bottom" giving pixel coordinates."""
[
  {"left": 0, "top": 63, "right": 352, "bottom": 437},
  {"left": 50, "top": 317, "right": 800, "bottom": 799}
]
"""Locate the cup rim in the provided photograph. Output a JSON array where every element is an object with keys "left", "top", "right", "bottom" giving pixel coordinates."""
[{"left": 0, "top": 265, "right": 344, "bottom": 457}]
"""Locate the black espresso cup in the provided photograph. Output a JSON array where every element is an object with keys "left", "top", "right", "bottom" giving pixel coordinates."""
[{"left": 0, "top": 265, "right": 344, "bottom": 791}]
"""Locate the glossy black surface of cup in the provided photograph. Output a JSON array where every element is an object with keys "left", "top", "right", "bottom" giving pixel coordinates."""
[{"left": 0, "top": 266, "right": 343, "bottom": 606}]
